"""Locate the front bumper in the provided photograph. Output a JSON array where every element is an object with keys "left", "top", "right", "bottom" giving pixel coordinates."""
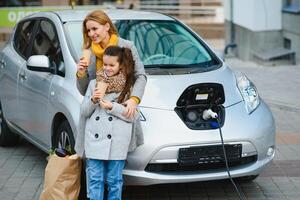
[
  {"left": 124, "top": 150, "right": 274, "bottom": 185},
  {"left": 124, "top": 100, "right": 275, "bottom": 185}
]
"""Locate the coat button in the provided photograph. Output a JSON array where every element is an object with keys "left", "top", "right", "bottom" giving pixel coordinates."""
[
  {"left": 95, "top": 133, "right": 99, "bottom": 139},
  {"left": 108, "top": 116, "right": 113, "bottom": 121},
  {"left": 107, "top": 134, "right": 111, "bottom": 139},
  {"left": 95, "top": 116, "right": 100, "bottom": 121}
]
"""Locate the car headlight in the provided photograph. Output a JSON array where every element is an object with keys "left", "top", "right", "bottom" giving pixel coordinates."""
[{"left": 236, "top": 73, "right": 260, "bottom": 114}]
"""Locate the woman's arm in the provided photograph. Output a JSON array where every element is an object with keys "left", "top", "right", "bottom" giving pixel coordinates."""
[
  {"left": 77, "top": 76, "right": 89, "bottom": 96},
  {"left": 121, "top": 40, "right": 147, "bottom": 118},
  {"left": 106, "top": 102, "right": 139, "bottom": 123},
  {"left": 99, "top": 98, "right": 138, "bottom": 123}
]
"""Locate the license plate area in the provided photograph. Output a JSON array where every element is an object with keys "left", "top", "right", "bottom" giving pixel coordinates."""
[{"left": 178, "top": 144, "right": 242, "bottom": 166}]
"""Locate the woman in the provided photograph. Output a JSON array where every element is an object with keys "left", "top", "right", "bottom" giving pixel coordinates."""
[{"left": 75, "top": 10, "right": 146, "bottom": 157}]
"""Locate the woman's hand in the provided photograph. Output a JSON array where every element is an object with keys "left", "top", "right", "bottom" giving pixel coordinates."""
[
  {"left": 76, "top": 57, "right": 89, "bottom": 77},
  {"left": 99, "top": 99, "right": 113, "bottom": 110},
  {"left": 122, "top": 98, "right": 137, "bottom": 119}
]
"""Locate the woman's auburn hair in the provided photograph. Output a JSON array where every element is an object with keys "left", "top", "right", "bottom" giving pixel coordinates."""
[{"left": 82, "top": 10, "right": 118, "bottom": 49}]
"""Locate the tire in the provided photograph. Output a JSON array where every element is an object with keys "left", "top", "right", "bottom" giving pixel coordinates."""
[
  {"left": 0, "top": 102, "right": 19, "bottom": 146},
  {"left": 235, "top": 175, "right": 259, "bottom": 182},
  {"left": 53, "top": 120, "right": 75, "bottom": 152}
]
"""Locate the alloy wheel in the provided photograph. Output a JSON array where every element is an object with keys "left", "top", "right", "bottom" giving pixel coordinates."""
[{"left": 57, "top": 130, "right": 71, "bottom": 149}]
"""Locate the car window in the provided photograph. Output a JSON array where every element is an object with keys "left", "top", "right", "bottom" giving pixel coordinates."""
[
  {"left": 63, "top": 22, "right": 82, "bottom": 61},
  {"left": 14, "top": 20, "right": 36, "bottom": 58},
  {"left": 30, "top": 20, "right": 65, "bottom": 77},
  {"left": 115, "top": 20, "right": 214, "bottom": 67}
]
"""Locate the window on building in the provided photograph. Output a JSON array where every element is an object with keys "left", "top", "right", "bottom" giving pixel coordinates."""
[{"left": 282, "top": 0, "right": 300, "bottom": 14}]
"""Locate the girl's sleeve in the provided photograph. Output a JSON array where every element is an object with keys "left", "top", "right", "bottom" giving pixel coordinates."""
[
  {"left": 80, "top": 82, "right": 97, "bottom": 118},
  {"left": 106, "top": 102, "right": 139, "bottom": 123},
  {"left": 129, "top": 42, "right": 147, "bottom": 101}
]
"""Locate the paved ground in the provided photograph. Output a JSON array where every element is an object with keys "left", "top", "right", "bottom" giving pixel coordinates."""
[{"left": 1, "top": 41, "right": 300, "bottom": 199}]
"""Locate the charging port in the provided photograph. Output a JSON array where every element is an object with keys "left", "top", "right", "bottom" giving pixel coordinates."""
[{"left": 175, "top": 83, "right": 225, "bottom": 130}]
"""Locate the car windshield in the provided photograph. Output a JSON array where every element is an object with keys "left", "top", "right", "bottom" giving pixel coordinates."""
[{"left": 64, "top": 20, "right": 220, "bottom": 74}]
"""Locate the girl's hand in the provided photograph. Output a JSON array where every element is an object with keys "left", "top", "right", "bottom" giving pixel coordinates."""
[
  {"left": 122, "top": 98, "right": 137, "bottom": 119},
  {"left": 99, "top": 99, "right": 113, "bottom": 110},
  {"left": 91, "top": 87, "right": 102, "bottom": 103}
]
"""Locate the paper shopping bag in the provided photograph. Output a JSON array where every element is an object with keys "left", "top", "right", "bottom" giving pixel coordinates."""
[{"left": 39, "top": 154, "right": 82, "bottom": 200}]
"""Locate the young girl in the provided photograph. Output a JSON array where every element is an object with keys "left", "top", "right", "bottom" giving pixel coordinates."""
[{"left": 81, "top": 46, "right": 138, "bottom": 200}]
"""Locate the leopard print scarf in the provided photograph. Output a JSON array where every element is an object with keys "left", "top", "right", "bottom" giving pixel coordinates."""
[{"left": 96, "top": 69, "right": 127, "bottom": 94}]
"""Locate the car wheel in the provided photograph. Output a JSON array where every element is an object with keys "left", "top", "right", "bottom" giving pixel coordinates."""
[
  {"left": 53, "top": 120, "right": 88, "bottom": 198},
  {"left": 0, "top": 102, "right": 19, "bottom": 146},
  {"left": 235, "top": 175, "right": 259, "bottom": 182},
  {"left": 53, "top": 120, "right": 75, "bottom": 152}
]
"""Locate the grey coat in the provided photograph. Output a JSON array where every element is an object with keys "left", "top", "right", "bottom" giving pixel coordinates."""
[
  {"left": 75, "top": 37, "right": 146, "bottom": 157},
  {"left": 82, "top": 80, "right": 139, "bottom": 160}
]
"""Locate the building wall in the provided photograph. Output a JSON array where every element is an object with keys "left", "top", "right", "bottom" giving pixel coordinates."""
[
  {"left": 225, "top": 21, "right": 283, "bottom": 60},
  {"left": 282, "top": 13, "right": 300, "bottom": 34},
  {"left": 224, "top": 0, "right": 282, "bottom": 31},
  {"left": 282, "top": 13, "right": 300, "bottom": 63}
]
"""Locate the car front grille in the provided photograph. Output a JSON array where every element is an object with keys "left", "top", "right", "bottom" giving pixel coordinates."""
[
  {"left": 145, "top": 155, "right": 257, "bottom": 172},
  {"left": 145, "top": 144, "right": 257, "bottom": 172}
]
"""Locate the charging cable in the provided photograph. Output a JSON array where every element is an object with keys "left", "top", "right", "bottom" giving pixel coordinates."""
[{"left": 202, "top": 109, "right": 245, "bottom": 200}]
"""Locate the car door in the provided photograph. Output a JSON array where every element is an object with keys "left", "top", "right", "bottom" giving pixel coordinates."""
[
  {"left": 0, "top": 20, "right": 36, "bottom": 123},
  {"left": 18, "top": 19, "right": 65, "bottom": 143}
]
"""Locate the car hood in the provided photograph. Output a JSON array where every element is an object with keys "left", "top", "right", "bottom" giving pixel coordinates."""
[{"left": 140, "top": 64, "right": 243, "bottom": 110}]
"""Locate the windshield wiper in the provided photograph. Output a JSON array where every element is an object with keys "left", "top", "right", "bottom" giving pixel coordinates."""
[
  {"left": 188, "top": 63, "right": 220, "bottom": 74},
  {"left": 146, "top": 67, "right": 174, "bottom": 75},
  {"left": 145, "top": 64, "right": 182, "bottom": 68},
  {"left": 145, "top": 64, "right": 185, "bottom": 75}
]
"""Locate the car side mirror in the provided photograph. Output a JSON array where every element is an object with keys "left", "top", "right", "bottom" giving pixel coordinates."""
[{"left": 27, "top": 55, "right": 53, "bottom": 73}]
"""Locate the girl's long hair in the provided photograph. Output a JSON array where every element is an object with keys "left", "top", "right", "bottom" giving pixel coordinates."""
[
  {"left": 82, "top": 10, "right": 118, "bottom": 49},
  {"left": 104, "top": 46, "right": 136, "bottom": 103}
]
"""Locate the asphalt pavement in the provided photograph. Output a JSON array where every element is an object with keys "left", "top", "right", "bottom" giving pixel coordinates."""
[{"left": 1, "top": 42, "right": 300, "bottom": 199}]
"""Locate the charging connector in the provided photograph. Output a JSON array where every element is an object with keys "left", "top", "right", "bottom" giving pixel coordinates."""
[{"left": 202, "top": 109, "right": 218, "bottom": 120}]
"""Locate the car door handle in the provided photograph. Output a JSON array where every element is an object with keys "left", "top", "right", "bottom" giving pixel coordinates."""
[{"left": 19, "top": 72, "right": 27, "bottom": 80}]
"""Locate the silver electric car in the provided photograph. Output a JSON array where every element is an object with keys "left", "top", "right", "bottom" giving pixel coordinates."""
[{"left": 0, "top": 9, "right": 275, "bottom": 185}]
